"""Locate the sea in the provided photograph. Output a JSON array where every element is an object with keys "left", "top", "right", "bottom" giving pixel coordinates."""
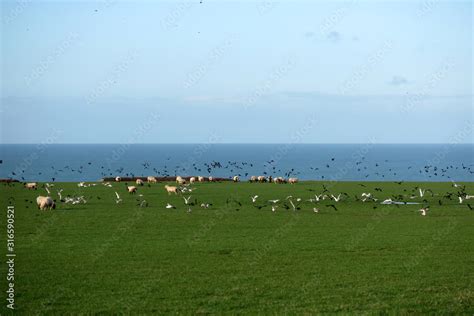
[{"left": 0, "top": 144, "right": 472, "bottom": 182}]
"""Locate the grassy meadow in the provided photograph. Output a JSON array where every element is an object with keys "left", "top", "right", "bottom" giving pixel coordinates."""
[{"left": 0, "top": 180, "right": 473, "bottom": 314}]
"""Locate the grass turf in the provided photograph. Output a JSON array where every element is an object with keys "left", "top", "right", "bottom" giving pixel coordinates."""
[{"left": 0, "top": 181, "right": 473, "bottom": 314}]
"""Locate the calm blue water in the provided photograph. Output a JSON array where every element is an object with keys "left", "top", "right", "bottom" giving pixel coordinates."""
[{"left": 0, "top": 144, "right": 472, "bottom": 182}]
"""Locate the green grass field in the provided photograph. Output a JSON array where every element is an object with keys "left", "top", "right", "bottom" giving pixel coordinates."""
[{"left": 1, "top": 181, "right": 473, "bottom": 314}]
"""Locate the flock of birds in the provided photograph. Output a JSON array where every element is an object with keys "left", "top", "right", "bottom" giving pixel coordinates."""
[
  {"left": 10, "top": 176, "right": 474, "bottom": 217},
  {"left": 4, "top": 156, "right": 474, "bottom": 183}
]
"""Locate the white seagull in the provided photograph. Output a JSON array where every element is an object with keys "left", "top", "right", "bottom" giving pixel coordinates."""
[
  {"left": 313, "top": 207, "right": 319, "bottom": 213},
  {"left": 183, "top": 196, "right": 192, "bottom": 205},
  {"left": 166, "top": 203, "right": 175, "bottom": 209},
  {"left": 331, "top": 194, "right": 341, "bottom": 202},
  {"left": 419, "top": 188, "right": 425, "bottom": 198},
  {"left": 268, "top": 199, "right": 279, "bottom": 204},
  {"left": 288, "top": 199, "right": 296, "bottom": 211},
  {"left": 251, "top": 195, "right": 259, "bottom": 203},
  {"left": 115, "top": 191, "right": 122, "bottom": 203}
]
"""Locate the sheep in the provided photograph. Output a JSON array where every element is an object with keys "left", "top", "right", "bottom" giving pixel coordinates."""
[
  {"left": 233, "top": 176, "right": 240, "bottom": 182},
  {"left": 250, "top": 176, "right": 257, "bottom": 183},
  {"left": 147, "top": 176, "right": 157, "bottom": 183},
  {"left": 274, "top": 177, "right": 287, "bottom": 184},
  {"left": 176, "top": 176, "right": 183, "bottom": 184},
  {"left": 198, "top": 176, "right": 205, "bottom": 182},
  {"left": 127, "top": 186, "right": 137, "bottom": 194},
  {"left": 257, "top": 176, "right": 266, "bottom": 183},
  {"left": 177, "top": 178, "right": 186, "bottom": 185},
  {"left": 136, "top": 179, "right": 144, "bottom": 186},
  {"left": 36, "top": 196, "right": 55, "bottom": 210},
  {"left": 164, "top": 185, "right": 179, "bottom": 195},
  {"left": 208, "top": 176, "right": 214, "bottom": 182},
  {"left": 24, "top": 182, "right": 37, "bottom": 190},
  {"left": 189, "top": 177, "right": 196, "bottom": 184},
  {"left": 288, "top": 177, "right": 298, "bottom": 184},
  {"left": 115, "top": 176, "right": 121, "bottom": 182}
]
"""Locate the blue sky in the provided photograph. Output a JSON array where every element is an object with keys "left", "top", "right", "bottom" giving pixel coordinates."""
[{"left": 1, "top": 0, "right": 472, "bottom": 143}]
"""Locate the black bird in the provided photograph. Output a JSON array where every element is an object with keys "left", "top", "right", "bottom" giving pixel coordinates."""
[{"left": 326, "top": 204, "right": 338, "bottom": 211}]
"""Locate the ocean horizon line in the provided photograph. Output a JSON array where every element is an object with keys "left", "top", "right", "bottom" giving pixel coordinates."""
[{"left": 2, "top": 143, "right": 473, "bottom": 146}]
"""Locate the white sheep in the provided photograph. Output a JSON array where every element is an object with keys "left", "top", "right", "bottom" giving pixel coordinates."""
[
  {"left": 127, "top": 186, "right": 137, "bottom": 194},
  {"left": 36, "top": 196, "right": 55, "bottom": 210},
  {"left": 24, "top": 182, "right": 37, "bottom": 190},
  {"left": 147, "top": 176, "right": 157, "bottom": 183},
  {"left": 250, "top": 176, "right": 257, "bottom": 183},
  {"left": 115, "top": 176, "right": 121, "bottom": 182},
  {"left": 136, "top": 179, "right": 144, "bottom": 186},
  {"left": 274, "top": 177, "right": 286, "bottom": 184},
  {"left": 208, "top": 176, "right": 214, "bottom": 182},
  {"left": 164, "top": 185, "right": 179, "bottom": 195},
  {"left": 190, "top": 177, "right": 196, "bottom": 184},
  {"left": 176, "top": 176, "right": 183, "bottom": 184},
  {"left": 177, "top": 178, "right": 186, "bottom": 185},
  {"left": 257, "top": 176, "right": 266, "bottom": 183},
  {"left": 288, "top": 177, "right": 298, "bottom": 184},
  {"left": 233, "top": 176, "right": 240, "bottom": 182},
  {"left": 198, "top": 176, "right": 205, "bottom": 182}
]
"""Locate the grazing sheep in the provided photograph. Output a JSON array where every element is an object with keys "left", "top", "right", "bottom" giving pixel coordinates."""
[
  {"left": 208, "top": 176, "right": 214, "bottom": 182},
  {"left": 36, "top": 196, "right": 55, "bottom": 210},
  {"left": 164, "top": 185, "right": 179, "bottom": 195},
  {"left": 176, "top": 176, "right": 183, "bottom": 184},
  {"left": 115, "top": 176, "right": 121, "bottom": 182},
  {"left": 233, "top": 176, "right": 240, "bottom": 182},
  {"left": 25, "top": 182, "right": 37, "bottom": 190},
  {"left": 127, "top": 186, "right": 137, "bottom": 194},
  {"left": 190, "top": 177, "right": 196, "bottom": 184},
  {"left": 136, "top": 179, "right": 144, "bottom": 186},
  {"left": 288, "top": 177, "right": 298, "bottom": 184},
  {"left": 198, "top": 176, "right": 205, "bottom": 182},
  {"left": 250, "top": 176, "right": 257, "bottom": 183},
  {"left": 274, "top": 177, "right": 286, "bottom": 184},
  {"left": 147, "top": 176, "right": 157, "bottom": 183},
  {"left": 257, "top": 176, "right": 266, "bottom": 183},
  {"left": 177, "top": 178, "right": 186, "bottom": 185}
]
